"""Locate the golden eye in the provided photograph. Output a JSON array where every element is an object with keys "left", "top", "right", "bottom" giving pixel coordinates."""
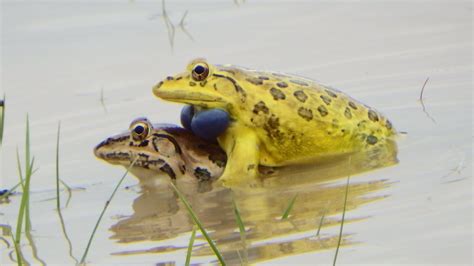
[
  {"left": 191, "top": 62, "right": 209, "bottom": 81},
  {"left": 130, "top": 119, "right": 151, "bottom": 141}
]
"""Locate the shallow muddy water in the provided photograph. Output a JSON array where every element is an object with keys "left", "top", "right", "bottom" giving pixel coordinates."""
[{"left": 1, "top": 1, "right": 472, "bottom": 265}]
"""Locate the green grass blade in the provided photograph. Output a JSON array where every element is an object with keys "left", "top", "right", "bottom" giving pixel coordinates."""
[
  {"left": 14, "top": 116, "right": 35, "bottom": 265},
  {"left": 24, "top": 157, "right": 34, "bottom": 232},
  {"left": 232, "top": 196, "right": 245, "bottom": 239},
  {"left": 79, "top": 157, "right": 138, "bottom": 264},
  {"left": 10, "top": 228, "right": 24, "bottom": 266},
  {"left": 16, "top": 148, "right": 24, "bottom": 187},
  {"left": 281, "top": 194, "right": 298, "bottom": 219},
  {"left": 170, "top": 182, "right": 226, "bottom": 265},
  {"left": 232, "top": 195, "right": 247, "bottom": 265},
  {"left": 25, "top": 115, "right": 30, "bottom": 178},
  {"left": 60, "top": 179, "right": 73, "bottom": 208},
  {"left": 185, "top": 226, "right": 197, "bottom": 266},
  {"left": 54, "top": 122, "right": 73, "bottom": 208},
  {"left": 333, "top": 176, "right": 350, "bottom": 266}
]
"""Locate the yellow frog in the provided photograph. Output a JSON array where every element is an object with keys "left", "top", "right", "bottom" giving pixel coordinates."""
[{"left": 153, "top": 58, "right": 396, "bottom": 185}]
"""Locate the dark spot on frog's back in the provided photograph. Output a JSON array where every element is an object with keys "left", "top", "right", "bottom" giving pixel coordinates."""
[
  {"left": 253, "top": 101, "right": 269, "bottom": 114},
  {"left": 366, "top": 135, "right": 378, "bottom": 145},
  {"left": 268, "top": 114, "right": 279, "bottom": 129},
  {"left": 246, "top": 77, "right": 263, "bottom": 85},
  {"left": 297, "top": 107, "right": 313, "bottom": 121},
  {"left": 270, "top": 87, "right": 286, "bottom": 100},
  {"left": 258, "top": 76, "right": 270, "bottom": 80},
  {"left": 264, "top": 114, "right": 283, "bottom": 140},
  {"left": 290, "top": 79, "right": 309, "bottom": 86},
  {"left": 194, "top": 167, "right": 212, "bottom": 181},
  {"left": 276, "top": 82, "right": 288, "bottom": 88},
  {"left": 348, "top": 101, "right": 358, "bottom": 110},
  {"left": 320, "top": 95, "right": 332, "bottom": 105},
  {"left": 189, "top": 81, "right": 196, "bottom": 86},
  {"left": 344, "top": 107, "right": 352, "bottom": 119},
  {"left": 166, "top": 76, "right": 174, "bottom": 81},
  {"left": 368, "top": 110, "right": 379, "bottom": 122},
  {"left": 293, "top": 90, "right": 308, "bottom": 103},
  {"left": 385, "top": 120, "right": 393, "bottom": 130},
  {"left": 317, "top": 105, "right": 328, "bottom": 117},
  {"left": 325, "top": 89, "right": 338, "bottom": 98}
]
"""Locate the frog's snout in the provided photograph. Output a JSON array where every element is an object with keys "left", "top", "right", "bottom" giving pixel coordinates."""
[
  {"left": 93, "top": 139, "right": 108, "bottom": 159},
  {"left": 152, "top": 81, "right": 163, "bottom": 97}
]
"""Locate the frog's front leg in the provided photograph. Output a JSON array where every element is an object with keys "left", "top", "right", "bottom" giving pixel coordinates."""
[{"left": 217, "top": 123, "right": 260, "bottom": 186}]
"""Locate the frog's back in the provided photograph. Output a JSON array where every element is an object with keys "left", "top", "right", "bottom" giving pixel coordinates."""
[{"left": 217, "top": 65, "right": 396, "bottom": 165}]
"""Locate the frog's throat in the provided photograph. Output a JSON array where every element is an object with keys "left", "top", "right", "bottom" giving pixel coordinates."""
[{"left": 154, "top": 89, "right": 226, "bottom": 107}]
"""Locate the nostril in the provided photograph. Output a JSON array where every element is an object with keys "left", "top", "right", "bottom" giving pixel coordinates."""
[{"left": 155, "top": 81, "right": 164, "bottom": 89}]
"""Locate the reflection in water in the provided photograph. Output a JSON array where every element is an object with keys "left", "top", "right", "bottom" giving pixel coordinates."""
[{"left": 111, "top": 141, "right": 398, "bottom": 263}]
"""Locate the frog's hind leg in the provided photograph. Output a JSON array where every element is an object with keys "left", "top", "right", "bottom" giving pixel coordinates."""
[{"left": 217, "top": 124, "right": 260, "bottom": 186}]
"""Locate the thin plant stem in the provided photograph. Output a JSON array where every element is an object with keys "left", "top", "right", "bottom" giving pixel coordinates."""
[
  {"left": 79, "top": 157, "right": 138, "bottom": 264},
  {"left": 10, "top": 229, "right": 24, "bottom": 265},
  {"left": 60, "top": 179, "right": 73, "bottom": 208},
  {"left": 419, "top": 77, "right": 430, "bottom": 101},
  {"left": 14, "top": 116, "right": 35, "bottom": 266},
  {"left": 57, "top": 210, "right": 78, "bottom": 264},
  {"left": 333, "top": 176, "right": 351, "bottom": 266},
  {"left": 170, "top": 182, "right": 226, "bottom": 265},
  {"left": 316, "top": 210, "right": 326, "bottom": 237},
  {"left": 281, "top": 194, "right": 298, "bottom": 219},
  {"left": 185, "top": 226, "right": 197, "bottom": 266},
  {"left": 232, "top": 195, "right": 247, "bottom": 265}
]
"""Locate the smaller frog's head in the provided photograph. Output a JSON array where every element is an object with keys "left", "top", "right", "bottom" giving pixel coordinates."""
[
  {"left": 153, "top": 58, "right": 243, "bottom": 112},
  {"left": 94, "top": 117, "right": 184, "bottom": 179}
]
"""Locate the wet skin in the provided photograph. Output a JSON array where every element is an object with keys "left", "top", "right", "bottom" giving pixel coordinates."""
[
  {"left": 153, "top": 59, "right": 397, "bottom": 186},
  {"left": 94, "top": 117, "right": 273, "bottom": 184}
]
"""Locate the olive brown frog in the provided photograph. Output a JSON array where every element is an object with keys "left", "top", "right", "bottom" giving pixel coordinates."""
[{"left": 94, "top": 117, "right": 274, "bottom": 185}]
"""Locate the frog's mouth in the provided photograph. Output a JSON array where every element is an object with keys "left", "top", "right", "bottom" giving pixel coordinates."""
[{"left": 153, "top": 88, "right": 226, "bottom": 107}]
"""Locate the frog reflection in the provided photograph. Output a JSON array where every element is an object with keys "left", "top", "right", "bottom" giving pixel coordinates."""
[{"left": 94, "top": 122, "right": 398, "bottom": 264}]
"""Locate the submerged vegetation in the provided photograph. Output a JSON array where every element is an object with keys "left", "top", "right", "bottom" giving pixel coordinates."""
[
  {"left": 170, "top": 182, "right": 226, "bottom": 265},
  {"left": 281, "top": 194, "right": 298, "bottom": 220},
  {"left": 79, "top": 158, "right": 138, "bottom": 264}
]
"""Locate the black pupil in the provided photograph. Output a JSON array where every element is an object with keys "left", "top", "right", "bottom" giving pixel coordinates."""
[
  {"left": 134, "top": 125, "right": 145, "bottom": 135},
  {"left": 194, "top": 65, "right": 205, "bottom": 75}
]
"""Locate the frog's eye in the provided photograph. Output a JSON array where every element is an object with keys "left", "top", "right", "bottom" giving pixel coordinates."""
[
  {"left": 130, "top": 121, "right": 151, "bottom": 141},
  {"left": 191, "top": 62, "right": 209, "bottom": 81}
]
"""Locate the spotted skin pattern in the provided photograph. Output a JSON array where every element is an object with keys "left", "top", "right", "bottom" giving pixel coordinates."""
[
  {"left": 94, "top": 119, "right": 227, "bottom": 182},
  {"left": 153, "top": 59, "right": 396, "bottom": 185}
]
